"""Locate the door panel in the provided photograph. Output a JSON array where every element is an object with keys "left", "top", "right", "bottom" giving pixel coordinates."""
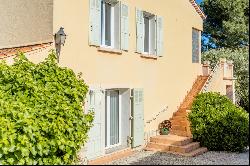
[
  {"left": 131, "top": 89, "right": 144, "bottom": 148},
  {"left": 105, "top": 89, "right": 130, "bottom": 154},
  {"left": 85, "top": 89, "right": 105, "bottom": 160}
]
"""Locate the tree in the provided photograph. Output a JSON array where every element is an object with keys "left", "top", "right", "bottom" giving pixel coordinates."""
[
  {"left": 201, "top": 0, "right": 249, "bottom": 49},
  {"left": 202, "top": 47, "right": 249, "bottom": 112}
]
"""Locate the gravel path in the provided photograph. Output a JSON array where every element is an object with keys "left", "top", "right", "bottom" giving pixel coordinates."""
[{"left": 106, "top": 149, "right": 249, "bottom": 165}]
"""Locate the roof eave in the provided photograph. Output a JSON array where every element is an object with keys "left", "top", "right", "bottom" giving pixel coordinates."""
[{"left": 189, "top": 0, "right": 207, "bottom": 20}]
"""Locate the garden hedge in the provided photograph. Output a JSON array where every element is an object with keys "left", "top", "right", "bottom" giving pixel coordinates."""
[
  {"left": 188, "top": 92, "right": 249, "bottom": 152},
  {"left": 0, "top": 52, "right": 94, "bottom": 165}
]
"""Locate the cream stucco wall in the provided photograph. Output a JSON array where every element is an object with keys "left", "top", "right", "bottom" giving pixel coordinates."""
[
  {"left": 52, "top": 0, "right": 204, "bottom": 133},
  {"left": 206, "top": 61, "right": 235, "bottom": 102},
  {"left": 0, "top": 0, "right": 53, "bottom": 49}
]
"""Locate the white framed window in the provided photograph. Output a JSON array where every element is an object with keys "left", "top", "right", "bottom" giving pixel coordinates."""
[
  {"left": 143, "top": 12, "right": 156, "bottom": 55},
  {"left": 105, "top": 90, "right": 122, "bottom": 149},
  {"left": 89, "top": 0, "right": 129, "bottom": 51},
  {"left": 101, "top": 1, "right": 120, "bottom": 49},
  {"left": 192, "top": 28, "right": 201, "bottom": 63},
  {"left": 136, "top": 9, "right": 163, "bottom": 57}
]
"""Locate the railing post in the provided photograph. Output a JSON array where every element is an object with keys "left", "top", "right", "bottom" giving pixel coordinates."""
[
  {"left": 227, "top": 60, "right": 234, "bottom": 78},
  {"left": 202, "top": 61, "right": 211, "bottom": 76},
  {"left": 220, "top": 58, "right": 227, "bottom": 78}
]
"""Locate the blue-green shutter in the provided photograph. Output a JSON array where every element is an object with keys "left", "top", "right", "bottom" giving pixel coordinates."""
[
  {"left": 136, "top": 8, "right": 144, "bottom": 53},
  {"left": 89, "top": 0, "right": 102, "bottom": 46},
  {"left": 131, "top": 89, "right": 144, "bottom": 148},
  {"left": 121, "top": 3, "right": 129, "bottom": 51},
  {"left": 85, "top": 89, "right": 105, "bottom": 160},
  {"left": 156, "top": 16, "right": 164, "bottom": 57}
]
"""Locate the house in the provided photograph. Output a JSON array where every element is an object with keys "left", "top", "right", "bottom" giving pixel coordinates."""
[{"left": 0, "top": 0, "right": 235, "bottom": 164}]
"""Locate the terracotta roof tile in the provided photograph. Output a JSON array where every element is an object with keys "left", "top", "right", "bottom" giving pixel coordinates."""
[
  {"left": 189, "top": 0, "right": 206, "bottom": 19},
  {"left": 0, "top": 42, "right": 53, "bottom": 60}
]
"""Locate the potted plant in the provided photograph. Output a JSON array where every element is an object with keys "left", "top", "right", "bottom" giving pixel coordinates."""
[{"left": 159, "top": 120, "right": 172, "bottom": 135}]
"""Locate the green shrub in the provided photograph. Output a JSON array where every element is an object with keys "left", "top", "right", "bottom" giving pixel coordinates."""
[
  {"left": 188, "top": 92, "right": 249, "bottom": 152},
  {"left": 0, "top": 52, "right": 94, "bottom": 165}
]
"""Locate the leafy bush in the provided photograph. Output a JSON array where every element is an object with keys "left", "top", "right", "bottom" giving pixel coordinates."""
[
  {"left": 188, "top": 92, "right": 249, "bottom": 152},
  {"left": 202, "top": 47, "right": 249, "bottom": 112},
  {"left": 0, "top": 52, "right": 94, "bottom": 165}
]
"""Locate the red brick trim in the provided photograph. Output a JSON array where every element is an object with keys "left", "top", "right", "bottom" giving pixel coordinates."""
[{"left": 0, "top": 42, "right": 53, "bottom": 60}]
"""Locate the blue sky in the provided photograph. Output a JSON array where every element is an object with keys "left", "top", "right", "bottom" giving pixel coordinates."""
[{"left": 196, "top": 0, "right": 203, "bottom": 4}]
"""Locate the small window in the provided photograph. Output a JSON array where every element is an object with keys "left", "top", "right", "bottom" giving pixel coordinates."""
[
  {"left": 192, "top": 28, "right": 200, "bottom": 63},
  {"left": 143, "top": 12, "right": 156, "bottom": 55},
  {"left": 101, "top": 1, "right": 120, "bottom": 49}
]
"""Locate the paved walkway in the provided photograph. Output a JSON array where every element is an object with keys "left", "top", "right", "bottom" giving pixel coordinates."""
[{"left": 106, "top": 149, "right": 249, "bottom": 165}]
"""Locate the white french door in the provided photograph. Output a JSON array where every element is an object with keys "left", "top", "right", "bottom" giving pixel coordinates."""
[{"left": 105, "top": 90, "right": 121, "bottom": 149}]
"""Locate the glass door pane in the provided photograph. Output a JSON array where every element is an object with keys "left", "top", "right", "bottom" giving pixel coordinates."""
[
  {"left": 105, "top": 3, "right": 112, "bottom": 46},
  {"left": 109, "top": 90, "right": 119, "bottom": 146},
  {"left": 144, "top": 17, "right": 149, "bottom": 53}
]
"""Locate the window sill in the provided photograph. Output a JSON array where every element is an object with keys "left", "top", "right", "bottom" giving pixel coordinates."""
[
  {"left": 98, "top": 47, "right": 122, "bottom": 54},
  {"left": 140, "top": 54, "right": 158, "bottom": 60}
]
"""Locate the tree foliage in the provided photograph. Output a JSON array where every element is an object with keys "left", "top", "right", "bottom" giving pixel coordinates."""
[
  {"left": 201, "top": 0, "right": 249, "bottom": 49},
  {"left": 189, "top": 92, "right": 249, "bottom": 152},
  {"left": 202, "top": 47, "right": 249, "bottom": 111},
  {"left": 0, "top": 52, "right": 94, "bottom": 165}
]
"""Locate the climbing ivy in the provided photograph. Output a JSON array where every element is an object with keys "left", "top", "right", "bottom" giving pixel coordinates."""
[{"left": 0, "top": 51, "right": 94, "bottom": 165}]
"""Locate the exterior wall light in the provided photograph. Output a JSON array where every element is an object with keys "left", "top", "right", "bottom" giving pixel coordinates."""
[
  {"left": 54, "top": 27, "right": 67, "bottom": 62},
  {"left": 55, "top": 27, "right": 67, "bottom": 46}
]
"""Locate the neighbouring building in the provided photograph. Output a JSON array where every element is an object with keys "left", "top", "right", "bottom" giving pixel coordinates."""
[{"left": 0, "top": 0, "right": 236, "bottom": 163}]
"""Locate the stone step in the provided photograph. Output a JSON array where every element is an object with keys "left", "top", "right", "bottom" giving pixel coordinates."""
[
  {"left": 170, "top": 130, "right": 189, "bottom": 137},
  {"left": 146, "top": 142, "right": 170, "bottom": 151},
  {"left": 173, "top": 111, "right": 187, "bottom": 117},
  {"left": 145, "top": 142, "right": 204, "bottom": 156},
  {"left": 150, "top": 135, "right": 193, "bottom": 146},
  {"left": 144, "top": 146, "right": 208, "bottom": 157},
  {"left": 88, "top": 148, "right": 134, "bottom": 165},
  {"left": 177, "top": 108, "right": 189, "bottom": 112},
  {"left": 169, "top": 142, "right": 200, "bottom": 153},
  {"left": 184, "top": 147, "right": 208, "bottom": 157},
  {"left": 172, "top": 114, "right": 187, "bottom": 118},
  {"left": 171, "top": 125, "right": 187, "bottom": 131},
  {"left": 170, "top": 119, "right": 188, "bottom": 126}
]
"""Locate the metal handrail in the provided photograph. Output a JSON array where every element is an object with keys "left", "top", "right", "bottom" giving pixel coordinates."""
[
  {"left": 145, "top": 106, "right": 169, "bottom": 124},
  {"left": 200, "top": 62, "right": 220, "bottom": 93}
]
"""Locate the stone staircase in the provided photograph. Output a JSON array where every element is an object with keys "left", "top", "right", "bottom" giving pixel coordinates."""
[
  {"left": 145, "top": 134, "right": 208, "bottom": 157},
  {"left": 145, "top": 75, "right": 209, "bottom": 157},
  {"left": 170, "top": 75, "right": 209, "bottom": 137}
]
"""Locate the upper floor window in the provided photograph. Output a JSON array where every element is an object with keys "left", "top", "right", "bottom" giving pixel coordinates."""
[
  {"left": 136, "top": 9, "right": 163, "bottom": 57},
  {"left": 101, "top": 1, "right": 120, "bottom": 49},
  {"left": 143, "top": 12, "right": 156, "bottom": 55},
  {"left": 89, "top": 0, "right": 129, "bottom": 51},
  {"left": 192, "top": 28, "right": 200, "bottom": 63}
]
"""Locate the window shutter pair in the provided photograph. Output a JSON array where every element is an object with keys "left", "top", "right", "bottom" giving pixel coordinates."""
[
  {"left": 89, "top": 0, "right": 129, "bottom": 51},
  {"left": 136, "top": 9, "right": 164, "bottom": 57}
]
